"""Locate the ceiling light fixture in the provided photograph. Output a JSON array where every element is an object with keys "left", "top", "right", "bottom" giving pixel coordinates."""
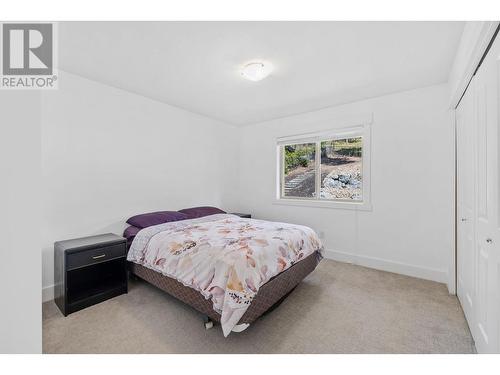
[{"left": 241, "top": 61, "right": 273, "bottom": 82}]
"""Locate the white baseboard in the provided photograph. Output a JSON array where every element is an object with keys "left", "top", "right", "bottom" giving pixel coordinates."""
[
  {"left": 42, "top": 284, "right": 54, "bottom": 303},
  {"left": 322, "top": 249, "right": 448, "bottom": 284}
]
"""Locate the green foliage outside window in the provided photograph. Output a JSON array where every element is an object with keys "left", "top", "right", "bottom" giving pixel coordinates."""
[{"left": 284, "top": 144, "right": 315, "bottom": 174}]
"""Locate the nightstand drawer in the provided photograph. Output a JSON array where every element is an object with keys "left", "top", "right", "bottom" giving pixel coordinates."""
[{"left": 66, "top": 243, "right": 126, "bottom": 270}]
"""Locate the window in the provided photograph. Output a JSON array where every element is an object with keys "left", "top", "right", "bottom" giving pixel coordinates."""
[{"left": 276, "top": 122, "right": 371, "bottom": 210}]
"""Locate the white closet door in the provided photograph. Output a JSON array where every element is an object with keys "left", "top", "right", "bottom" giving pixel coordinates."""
[
  {"left": 456, "top": 77, "right": 476, "bottom": 327},
  {"left": 472, "top": 34, "right": 500, "bottom": 353},
  {"left": 456, "top": 33, "right": 500, "bottom": 354}
]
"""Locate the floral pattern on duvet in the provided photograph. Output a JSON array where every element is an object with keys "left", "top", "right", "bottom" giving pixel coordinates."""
[{"left": 127, "top": 214, "right": 323, "bottom": 336}]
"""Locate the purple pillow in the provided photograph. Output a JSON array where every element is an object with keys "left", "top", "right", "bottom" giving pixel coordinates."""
[
  {"left": 123, "top": 225, "right": 141, "bottom": 241},
  {"left": 177, "top": 206, "right": 226, "bottom": 219},
  {"left": 126, "top": 211, "right": 188, "bottom": 228}
]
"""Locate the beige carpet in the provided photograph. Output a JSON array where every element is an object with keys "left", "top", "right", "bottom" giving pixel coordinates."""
[{"left": 43, "top": 259, "right": 475, "bottom": 353}]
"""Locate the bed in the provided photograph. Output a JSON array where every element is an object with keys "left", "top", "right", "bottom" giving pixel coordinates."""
[{"left": 125, "top": 207, "right": 323, "bottom": 336}]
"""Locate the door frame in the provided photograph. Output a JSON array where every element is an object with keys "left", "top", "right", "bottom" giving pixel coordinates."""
[{"left": 449, "top": 22, "right": 499, "bottom": 110}]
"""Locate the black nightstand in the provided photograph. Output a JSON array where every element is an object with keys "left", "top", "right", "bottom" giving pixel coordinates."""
[
  {"left": 54, "top": 233, "right": 128, "bottom": 316},
  {"left": 231, "top": 212, "right": 251, "bottom": 218}
]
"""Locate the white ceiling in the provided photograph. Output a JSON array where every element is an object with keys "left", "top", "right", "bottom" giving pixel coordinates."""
[{"left": 59, "top": 21, "right": 464, "bottom": 126}]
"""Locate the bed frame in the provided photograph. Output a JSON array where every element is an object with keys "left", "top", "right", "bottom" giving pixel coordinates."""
[{"left": 128, "top": 250, "right": 322, "bottom": 331}]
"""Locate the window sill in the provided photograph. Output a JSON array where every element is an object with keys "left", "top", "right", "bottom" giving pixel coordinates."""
[{"left": 272, "top": 198, "right": 372, "bottom": 211}]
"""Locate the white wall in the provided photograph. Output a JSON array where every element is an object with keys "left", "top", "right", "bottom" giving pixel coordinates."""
[
  {"left": 228, "top": 84, "right": 455, "bottom": 287},
  {"left": 0, "top": 91, "right": 42, "bottom": 353},
  {"left": 41, "top": 71, "right": 237, "bottom": 300}
]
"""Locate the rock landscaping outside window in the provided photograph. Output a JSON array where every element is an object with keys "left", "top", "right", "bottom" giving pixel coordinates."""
[{"left": 320, "top": 138, "right": 362, "bottom": 200}]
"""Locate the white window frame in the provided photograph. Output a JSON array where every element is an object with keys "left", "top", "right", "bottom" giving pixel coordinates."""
[{"left": 274, "top": 116, "right": 372, "bottom": 211}]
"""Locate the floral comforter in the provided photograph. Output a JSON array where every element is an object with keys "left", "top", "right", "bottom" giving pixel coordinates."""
[{"left": 127, "top": 214, "right": 323, "bottom": 336}]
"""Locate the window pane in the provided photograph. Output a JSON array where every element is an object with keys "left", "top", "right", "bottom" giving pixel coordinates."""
[
  {"left": 320, "top": 137, "right": 362, "bottom": 200},
  {"left": 282, "top": 143, "right": 316, "bottom": 198}
]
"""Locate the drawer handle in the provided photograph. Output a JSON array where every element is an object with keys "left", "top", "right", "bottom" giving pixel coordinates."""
[{"left": 92, "top": 254, "right": 107, "bottom": 259}]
